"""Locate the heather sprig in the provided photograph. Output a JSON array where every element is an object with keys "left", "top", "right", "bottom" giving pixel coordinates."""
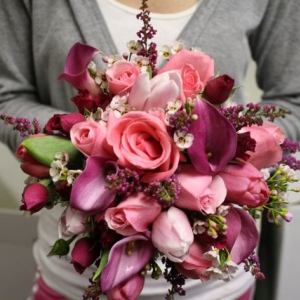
[
  {"left": 136, "top": 0, "right": 158, "bottom": 74},
  {"left": 106, "top": 168, "right": 142, "bottom": 196},
  {"left": 0, "top": 114, "right": 41, "bottom": 137},
  {"left": 143, "top": 174, "right": 181, "bottom": 208},
  {"left": 162, "top": 257, "right": 187, "bottom": 300},
  {"left": 280, "top": 138, "right": 300, "bottom": 170},
  {"left": 219, "top": 103, "right": 291, "bottom": 131},
  {"left": 244, "top": 252, "right": 265, "bottom": 280}
]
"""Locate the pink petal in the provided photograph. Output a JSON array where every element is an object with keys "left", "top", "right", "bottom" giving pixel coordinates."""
[
  {"left": 58, "top": 42, "right": 100, "bottom": 95},
  {"left": 70, "top": 156, "right": 116, "bottom": 214},
  {"left": 188, "top": 99, "right": 237, "bottom": 175},
  {"left": 101, "top": 233, "right": 155, "bottom": 292}
]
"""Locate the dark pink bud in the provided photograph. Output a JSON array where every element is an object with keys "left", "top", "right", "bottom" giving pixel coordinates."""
[
  {"left": 203, "top": 74, "right": 235, "bottom": 105},
  {"left": 20, "top": 182, "right": 49, "bottom": 212},
  {"left": 71, "top": 237, "right": 100, "bottom": 274},
  {"left": 45, "top": 113, "right": 85, "bottom": 136}
]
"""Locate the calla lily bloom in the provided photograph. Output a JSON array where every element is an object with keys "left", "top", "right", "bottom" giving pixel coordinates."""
[
  {"left": 101, "top": 233, "right": 155, "bottom": 292},
  {"left": 58, "top": 42, "right": 101, "bottom": 95},
  {"left": 128, "top": 71, "right": 182, "bottom": 111},
  {"left": 225, "top": 206, "right": 259, "bottom": 264},
  {"left": 188, "top": 99, "right": 237, "bottom": 175},
  {"left": 70, "top": 156, "right": 117, "bottom": 214}
]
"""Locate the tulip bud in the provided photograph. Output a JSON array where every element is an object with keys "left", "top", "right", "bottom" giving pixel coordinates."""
[
  {"left": 71, "top": 237, "right": 100, "bottom": 274},
  {"left": 202, "top": 74, "right": 235, "bottom": 105},
  {"left": 20, "top": 182, "right": 50, "bottom": 212}
]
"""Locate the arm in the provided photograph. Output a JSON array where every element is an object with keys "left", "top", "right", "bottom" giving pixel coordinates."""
[
  {"left": 249, "top": 0, "right": 300, "bottom": 141},
  {"left": 0, "top": 0, "right": 66, "bottom": 151}
]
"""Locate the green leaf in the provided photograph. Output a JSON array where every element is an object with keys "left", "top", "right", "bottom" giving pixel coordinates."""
[
  {"left": 92, "top": 248, "right": 109, "bottom": 282},
  {"left": 22, "top": 135, "right": 82, "bottom": 168}
]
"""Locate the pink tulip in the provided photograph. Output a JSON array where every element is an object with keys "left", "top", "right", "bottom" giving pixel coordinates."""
[
  {"left": 58, "top": 205, "right": 88, "bottom": 238},
  {"left": 105, "top": 192, "right": 162, "bottom": 236},
  {"left": 58, "top": 42, "right": 101, "bottom": 95},
  {"left": 177, "top": 164, "right": 226, "bottom": 214},
  {"left": 20, "top": 182, "right": 49, "bottom": 212},
  {"left": 71, "top": 237, "right": 100, "bottom": 274},
  {"left": 106, "top": 273, "right": 145, "bottom": 300},
  {"left": 128, "top": 71, "right": 182, "bottom": 111},
  {"left": 219, "top": 159, "right": 270, "bottom": 207},
  {"left": 151, "top": 207, "right": 194, "bottom": 263},
  {"left": 239, "top": 122, "right": 285, "bottom": 169},
  {"left": 175, "top": 241, "right": 212, "bottom": 280}
]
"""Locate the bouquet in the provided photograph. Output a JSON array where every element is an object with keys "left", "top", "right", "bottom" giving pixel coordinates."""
[{"left": 2, "top": 1, "right": 300, "bottom": 299}]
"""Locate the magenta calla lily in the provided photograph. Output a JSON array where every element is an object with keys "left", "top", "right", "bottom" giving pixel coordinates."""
[
  {"left": 70, "top": 156, "right": 117, "bottom": 214},
  {"left": 101, "top": 233, "right": 155, "bottom": 292},
  {"left": 225, "top": 207, "right": 259, "bottom": 264},
  {"left": 58, "top": 42, "right": 100, "bottom": 95},
  {"left": 188, "top": 99, "right": 237, "bottom": 175}
]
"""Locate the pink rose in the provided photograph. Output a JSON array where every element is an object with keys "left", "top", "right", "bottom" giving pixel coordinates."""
[
  {"left": 20, "top": 182, "right": 49, "bottom": 213},
  {"left": 58, "top": 205, "right": 88, "bottom": 238},
  {"left": 106, "top": 273, "right": 145, "bottom": 300},
  {"left": 175, "top": 241, "right": 212, "bottom": 280},
  {"left": 158, "top": 49, "right": 214, "bottom": 99},
  {"left": 70, "top": 116, "right": 114, "bottom": 157},
  {"left": 219, "top": 160, "right": 270, "bottom": 207},
  {"left": 71, "top": 237, "right": 100, "bottom": 274},
  {"left": 128, "top": 71, "right": 182, "bottom": 111},
  {"left": 106, "top": 110, "right": 180, "bottom": 183},
  {"left": 106, "top": 60, "right": 141, "bottom": 96},
  {"left": 105, "top": 192, "right": 162, "bottom": 236},
  {"left": 152, "top": 207, "right": 194, "bottom": 263},
  {"left": 239, "top": 122, "right": 285, "bottom": 169},
  {"left": 177, "top": 165, "right": 227, "bottom": 214}
]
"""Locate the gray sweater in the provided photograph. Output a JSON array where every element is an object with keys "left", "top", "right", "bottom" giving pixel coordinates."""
[{"left": 1, "top": 0, "right": 300, "bottom": 151}]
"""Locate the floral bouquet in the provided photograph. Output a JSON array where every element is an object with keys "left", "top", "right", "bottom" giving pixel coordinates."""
[{"left": 1, "top": 1, "right": 300, "bottom": 299}]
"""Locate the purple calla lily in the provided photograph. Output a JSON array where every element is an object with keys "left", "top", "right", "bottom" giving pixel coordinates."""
[
  {"left": 58, "top": 42, "right": 100, "bottom": 95},
  {"left": 70, "top": 156, "right": 117, "bottom": 214},
  {"left": 188, "top": 99, "right": 237, "bottom": 175},
  {"left": 101, "top": 233, "right": 155, "bottom": 292},
  {"left": 225, "top": 206, "right": 259, "bottom": 264}
]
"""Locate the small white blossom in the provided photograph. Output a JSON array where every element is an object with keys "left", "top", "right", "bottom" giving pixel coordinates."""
[
  {"left": 174, "top": 131, "right": 194, "bottom": 150},
  {"left": 166, "top": 99, "right": 182, "bottom": 114},
  {"left": 159, "top": 45, "right": 172, "bottom": 60},
  {"left": 54, "top": 152, "right": 69, "bottom": 166},
  {"left": 67, "top": 170, "right": 83, "bottom": 185},
  {"left": 134, "top": 55, "right": 150, "bottom": 72},
  {"left": 87, "top": 61, "right": 97, "bottom": 72},
  {"left": 203, "top": 250, "right": 220, "bottom": 267},
  {"left": 107, "top": 54, "right": 123, "bottom": 67},
  {"left": 171, "top": 40, "right": 185, "bottom": 54},
  {"left": 217, "top": 205, "right": 230, "bottom": 217},
  {"left": 260, "top": 168, "right": 271, "bottom": 180},
  {"left": 192, "top": 220, "right": 207, "bottom": 234},
  {"left": 50, "top": 160, "right": 66, "bottom": 182},
  {"left": 127, "top": 40, "right": 142, "bottom": 54}
]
